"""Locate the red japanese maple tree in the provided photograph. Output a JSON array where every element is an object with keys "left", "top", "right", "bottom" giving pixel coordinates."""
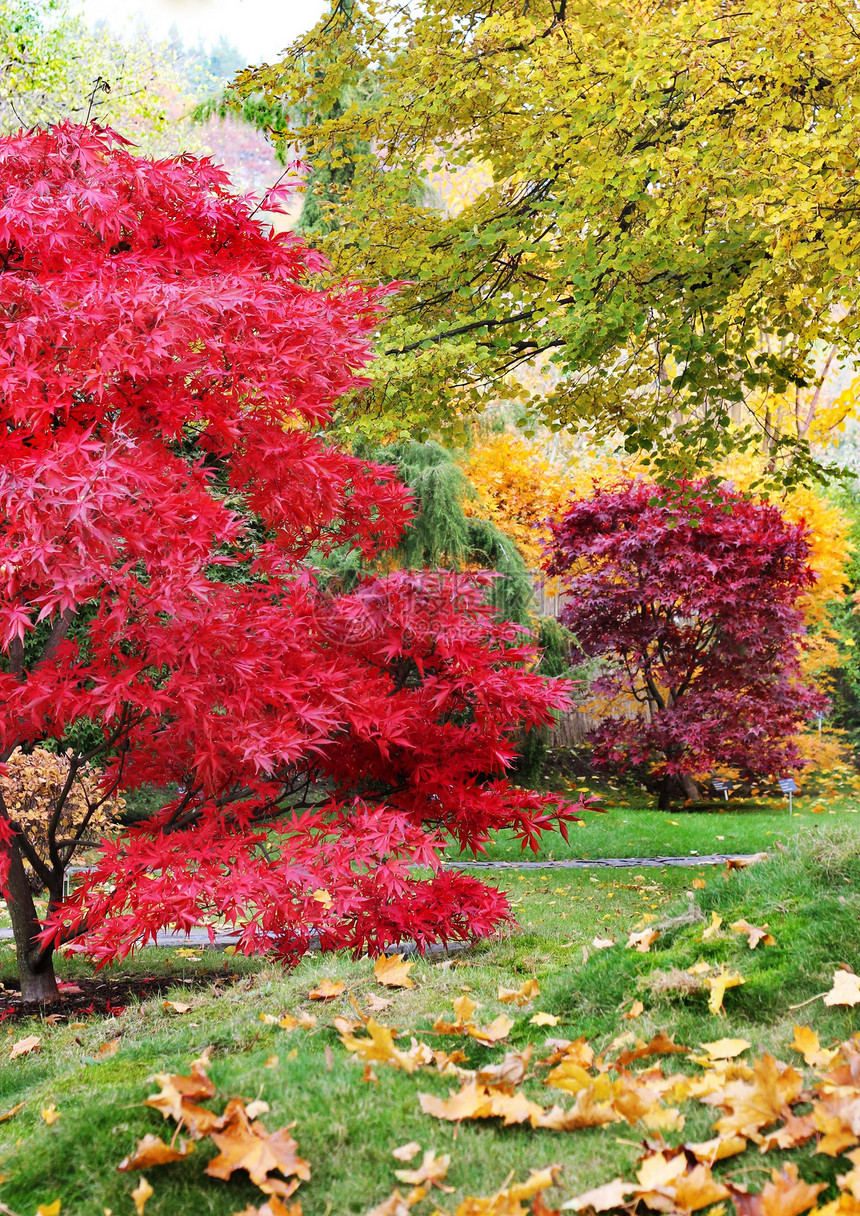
[
  {"left": 546, "top": 479, "right": 826, "bottom": 809},
  {"left": 0, "top": 125, "right": 583, "bottom": 1002}
]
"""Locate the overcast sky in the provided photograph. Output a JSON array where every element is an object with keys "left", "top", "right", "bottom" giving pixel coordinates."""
[{"left": 75, "top": 0, "right": 327, "bottom": 65}]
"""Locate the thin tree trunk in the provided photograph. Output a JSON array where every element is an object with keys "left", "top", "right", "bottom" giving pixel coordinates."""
[
  {"left": 4, "top": 839, "right": 58, "bottom": 1002},
  {"left": 658, "top": 775, "right": 673, "bottom": 811}
]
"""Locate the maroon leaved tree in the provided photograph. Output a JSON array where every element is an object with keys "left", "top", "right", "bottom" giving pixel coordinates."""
[
  {"left": 0, "top": 125, "right": 586, "bottom": 1002},
  {"left": 546, "top": 479, "right": 826, "bottom": 810}
]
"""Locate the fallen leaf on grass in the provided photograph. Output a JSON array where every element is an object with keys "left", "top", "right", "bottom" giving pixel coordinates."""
[
  {"left": 562, "top": 1178, "right": 636, "bottom": 1212},
  {"left": 206, "top": 1098, "right": 311, "bottom": 1194},
  {"left": 592, "top": 936, "right": 615, "bottom": 950},
  {"left": 731, "top": 1162, "right": 824, "bottom": 1216},
  {"left": 685, "top": 1135, "right": 748, "bottom": 1163},
  {"left": 234, "top": 1199, "right": 302, "bottom": 1216},
  {"left": 615, "top": 1032, "right": 688, "bottom": 1067},
  {"left": 0, "top": 1102, "right": 24, "bottom": 1122},
  {"left": 366, "top": 993, "right": 393, "bottom": 1013},
  {"left": 730, "top": 919, "right": 776, "bottom": 949},
  {"left": 118, "top": 1133, "right": 195, "bottom": 1171},
  {"left": 701, "top": 1039, "right": 751, "bottom": 1060},
  {"left": 791, "top": 1026, "right": 839, "bottom": 1067},
  {"left": 498, "top": 978, "right": 540, "bottom": 1006},
  {"left": 9, "top": 1034, "right": 40, "bottom": 1059},
  {"left": 468, "top": 1013, "right": 515, "bottom": 1045},
  {"left": 374, "top": 954, "right": 416, "bottom": 990},
  {"left": 825, "top": 971, "right": 860, "bottom": 1007},
  {"left": 41, "top": 1103, "right": 59, "bottom": 1126},
  {"left": 163, "top": 1001, "right": 193, "bottom": 1014},
  {"left": 627, "top": 929, "right": 659, "bottom": 953},
  {"left": 531, "top": 1011, "right": 560, "bottom": 1027},
  {"left": 394, "top": 1149, "right": 453, "bottom": 1192},
  {"left": 392, "top": 1142, "right": 421, "bottom": 1162},
  {"left": 308, "top": 979, "right": 345, "bottom": 1001},
  {"left": 98, "top": 1038, "right": 121, "bottom": 1058},
  {"left": 363, "top": 1192, "right": 412, "bottom": 1216},
  {"left": 460, "top": 1166, "right": 561, "bottom": 1215},
  {"left": 131, "top": 1177, "right": 154, "bottom": 1216},
  {"left": 693, "top": 878, "right": 707, "bottom": 890},
  {"left": 339, "top": 1018, "right": 433, "bottom": 1074},
  {"left": 705, "top": 967, "right": 745, "bottom": 1016},
  {"left": 145, "top": 1060, "right": 220, "bottom": 1138},
  {"left": 702, "top": 912, "right": 724, "bottom": 941},
  {"left": 623, "top": 1001, "right": 644, "bottom": 1021},
  {"left": 36, "top": 1201, "right": 61, "bottom": 1216}
]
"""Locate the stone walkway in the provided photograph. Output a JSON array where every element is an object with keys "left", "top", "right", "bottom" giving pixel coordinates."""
[{"left": 440, "top": 851, "right": 765, "bottom": 871}]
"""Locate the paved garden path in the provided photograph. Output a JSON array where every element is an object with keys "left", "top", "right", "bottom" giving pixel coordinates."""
[{"left": 0, "top": 853, "right": 765, "bottom": 951}]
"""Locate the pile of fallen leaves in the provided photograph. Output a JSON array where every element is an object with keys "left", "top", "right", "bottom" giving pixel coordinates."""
[{"left": 118, "top": 1049, "right": 307, "bottom": 1216}]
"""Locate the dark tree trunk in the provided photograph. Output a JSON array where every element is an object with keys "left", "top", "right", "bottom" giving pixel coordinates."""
[
  {"left": 4, "top": 839, "right": 58, "bottom": 1002},
  {"left": 658, "top": 776, "right": 673, "bottom": 811}
]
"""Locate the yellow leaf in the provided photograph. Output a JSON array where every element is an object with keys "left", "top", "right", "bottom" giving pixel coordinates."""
[
  {"left": 562, "top": 1178, "right": 636, "bottom": 1212},
  {"left": 466, "top": 1013, "right": 514, "bottom": 1045},
  {"left": 623, "top": 1000, "right": 644, "bottom": 1021},
  {"left": 701, "top": 1038, "right": 751, "bottom": 1060},
  {"left": 131, "top": 1178, "right": 153, "bottom": 1216},
  {"left": 41, "top": 1103, "right": 60, "bottom": 1126},
  {"left": 308, "top": 978, "right": 345, "bottom": 1000},
  {"left": 162, "top": 1001, "right": 193, "bottom": 1014},
  {"left": 374, "top": 954, "right": 416, "bottom": 990},
  {"left": 36, "top": 1202, "right": 61, "bottom": 1216},
  {"left": 312, "top": 888, "right": 333, "bottom": 908},
  {"left": 498, "top": 978, "right": 540, "bottom": 1005},
  {"left": 693, "top": 878, "right": 707, "bottom": 890},
  {"left": 705, "top": 968, "right": 744, "bottom": 1016},
  {"left": 530, "top": 1011, "right": 559, "bottom": 1026},
  {"left": 791, "top": 1025, "right": 839, "bottom": 1066},
  {"left": 592, "top": 936, "right": 616, "bottom": 949},
  {"left": 824, "top": 970, "right": 860, "bottom": 1007},
  {"left": 702, "top": 912, "right": 723, "bottom": 940}
]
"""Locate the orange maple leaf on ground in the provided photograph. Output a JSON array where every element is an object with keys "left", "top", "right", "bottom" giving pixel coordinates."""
[
  {"left": 206, "top": 1097, "right": 311, "bottom": 1196},
  {"left": 118, "top": 1133, "right": 195, "bottom": 1171}
]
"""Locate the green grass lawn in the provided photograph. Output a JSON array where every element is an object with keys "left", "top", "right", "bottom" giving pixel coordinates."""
[
  {"left": 449, "top": 762, "right": 860, "bottom": 862},
  {"left": 3, "top": 825, "right": 860, "bottom": 1215}
]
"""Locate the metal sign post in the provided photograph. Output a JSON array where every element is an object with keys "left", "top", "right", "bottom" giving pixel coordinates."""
[
  {"left": 712, "top": 779, "right": 732, "bottom": 802},
  {"left": 778, "top": 776, "right": 798, "bottom": 813}
]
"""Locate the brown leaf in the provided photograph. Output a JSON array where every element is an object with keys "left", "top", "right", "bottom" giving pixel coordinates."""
[
  {"left": 730, "top": 1163, "right": 825, "bottom": 1216},
  {"left": 0, "top": 1102, "right": 24, "bottom": 1122},
  {"left": 144, "top": 1061, "right": 220, "bottom": 1139},
  {"left": 118, "top": 1133, "right": 195, "bottom": 1171},
  {"left": 362, "top": 1065, "right": 378, "bottom": 1084},
  {"left": 366, "top": 993, "right": 393, "bottom": 1013},
  {"left": 9, "top": 1033, "right": 41, "bottom": 1059},
  {"left": 498, "top": 978, "right": 540, "bottom": 1006},
  {"left": 623, "top": 1001, "right": 645, "bottom": 1021},
  {"left": 232, "top": 1198, "right": 302, "bottom": 1216},
  {"left": 374, "top": 954, "right": 416, "bottom": 990},
  {"left": 163, "top": 1000, "right": 193, "bottom": 1014},
  {"left": 476, "top": 1046, "right": 533, "bottom": 1091},
  {"left": 308, "top": 979, "right": 345, "bottom": 1001},
  {"left": 615, "top": 1032, "right": 688, "bottom": 1067},
  {"left": 205, "top": 1098, "right": 311, "bottom": 1191}
]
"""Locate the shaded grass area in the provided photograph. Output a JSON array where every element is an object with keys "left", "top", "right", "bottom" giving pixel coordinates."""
[{"left": 3, "top": 827, "right": 860, "bottom": 1214}]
